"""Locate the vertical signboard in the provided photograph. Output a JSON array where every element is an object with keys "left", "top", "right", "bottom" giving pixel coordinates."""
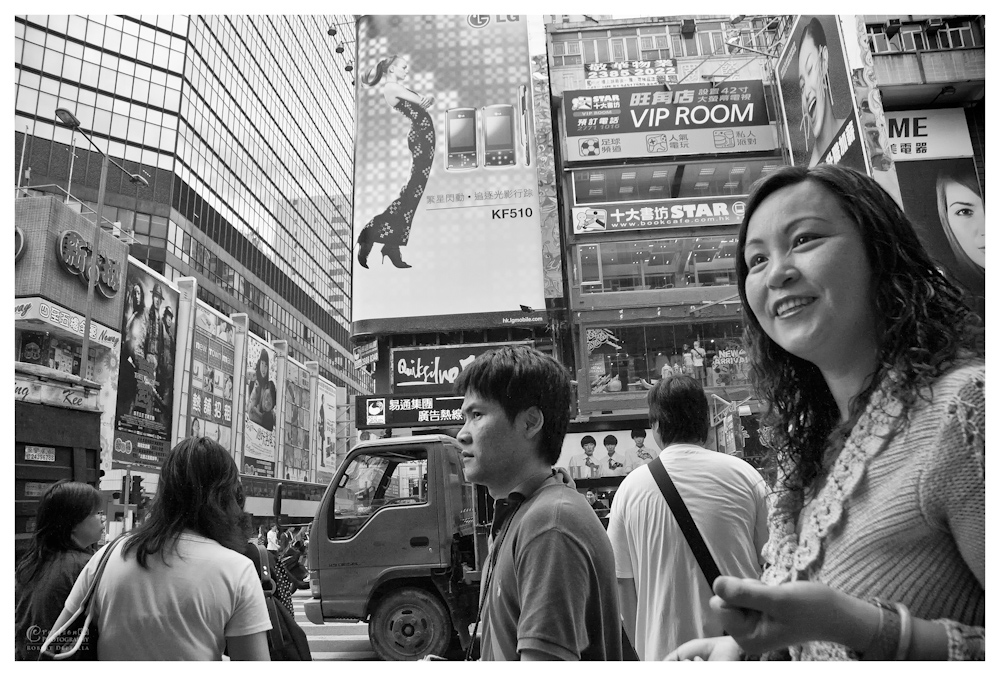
[
  {"left": 777, "top": 15, "right": 863, "bottom": 170},
  {"left": 315, "top": 378, "right": 339, "bottom": 484},
  {"left": 353, "top": 14, "right": 548, "bottom": 334},
  {"left": 282, "top": 358, "right": 312, "bottom": 481},
  {"left": 187, "top": 301, "right": 237, "bottom": 455},
  {"left": 242, "top": 334, "right": 277, "bottom": 477},
  {"left": 114, "top": 261, "right": 179, "bottom": 469},
  {"left": 886, "top": 109, "right": 984, "bottom": 317}
]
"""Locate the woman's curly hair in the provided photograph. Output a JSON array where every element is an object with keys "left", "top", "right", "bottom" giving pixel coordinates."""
[{"left": 736, "top": 164, "right": 983, "bottom": 497}]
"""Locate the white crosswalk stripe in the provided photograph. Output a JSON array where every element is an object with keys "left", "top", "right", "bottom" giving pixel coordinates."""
[{"left": 291, "top": 590, "right": 378, "bottom": 661}]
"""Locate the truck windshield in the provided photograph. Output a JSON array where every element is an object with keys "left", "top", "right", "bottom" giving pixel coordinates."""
[{"left": 332, "top": 449, "right": 429, "bottom": 538}]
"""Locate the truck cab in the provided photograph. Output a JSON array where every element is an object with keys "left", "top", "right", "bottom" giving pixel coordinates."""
[{"left": 297, "top": 434, "right": 490, "bottom": 660}]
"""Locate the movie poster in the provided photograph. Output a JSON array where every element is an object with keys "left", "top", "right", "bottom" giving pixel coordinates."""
[
  {"left": 113, "top": 262, "right": 179, "bottom": 469},
  {"left": 352, "top": 14, "right": 548, "bottom": 334},
  {"left": 187, "top": 302, "right": 236, "bottom": 457},
  {"left": 315, "top": 378, "right": 339, "bottom": 484},
  {"left": 283, "top": 358, "right": 312, "bottom": 482},
  {"left": 242, "top": 334, "right": 277, "bottom": 477},
  {"left": 777, "top": 15, "right": 863, "bottom": 170}
]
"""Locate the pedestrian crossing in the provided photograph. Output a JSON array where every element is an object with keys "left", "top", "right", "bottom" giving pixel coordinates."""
[{"left": 291, "top": 589, "right": 378, "bottom": 661}]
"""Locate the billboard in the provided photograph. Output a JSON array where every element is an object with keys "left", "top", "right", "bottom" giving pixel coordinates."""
[
  {"left": 584, "top": 60, "right": 678, "bottom": 88},
  {"left": 562, "top": 80, "right": 775, "bottom": 161},
  {"left": 886, "top": 109, "right": 975, "bottom": 161},
  {"left": 391, "top": 341, "right": 529, "bottom": 395},
  {"left": 356, "top": 394, "right": 464, "bottom": 429},
  {"left": 283, "top": 358, "right": 312, "bottom": 482},
  {"left": 571, "top": 196, "right": 746, "bottom": 234},
  {"left": 777, "top": 15, "right": 863, "bottom": 170},
  {"left": 114, "top": 262, "right": 179, "bottom": 469},
  {"left": 555, "top": 429, "right": 660, "bottom": 479},
  {"left": 315, "top": 379, "right": 339, "bottom": 484},
  {"left": 187, "top": 302, "right": 236, "bottom": 455},
  {"left": 242, "top": 334, "right": 277, "bottom": 477},
  {"left": 352, "top": 14, "right": 550, "bottom": 335}
]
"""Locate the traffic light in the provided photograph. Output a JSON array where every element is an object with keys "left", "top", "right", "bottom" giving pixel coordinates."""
[{"left": 129, "top": 476, "right": 144, "bottom": 504}]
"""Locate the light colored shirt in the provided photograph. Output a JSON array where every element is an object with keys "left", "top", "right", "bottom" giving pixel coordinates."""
[
  {"left": 608, "top": 444, "right": 768, "bottom": 660},
  {"left": 63, "top": 531, "right": 271, "bottom": 660}
]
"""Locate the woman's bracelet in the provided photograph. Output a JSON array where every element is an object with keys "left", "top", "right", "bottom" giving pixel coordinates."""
[{"left": 863, "top": 598, "right": 913, "bottom": 660}]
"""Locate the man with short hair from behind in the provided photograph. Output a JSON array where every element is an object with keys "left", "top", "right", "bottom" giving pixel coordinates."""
[
  {"left": 608, "top": 375, "right": 768, "bottom": 660},
  {"left": 456, "top": 345, "right": 622, "bottom": 661}
]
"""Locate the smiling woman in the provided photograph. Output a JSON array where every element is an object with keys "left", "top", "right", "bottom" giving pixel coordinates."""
[{"left": 669, "top": 164, "right": 984, "bottom": 662}]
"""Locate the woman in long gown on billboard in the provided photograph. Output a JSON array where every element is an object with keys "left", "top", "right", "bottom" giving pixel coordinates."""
[{"left": 356, "top": 55, "right": 435, "bottom": 270}]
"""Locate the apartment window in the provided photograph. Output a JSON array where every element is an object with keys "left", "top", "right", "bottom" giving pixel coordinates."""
[
  {"left": 640, "top": 34, "right": 670, "bottom": 60},
  {"left": 900, "top": 29, "right": 927, "bottom": 51},
  {"left": 553, "top": 39, "right": 583, "bottom": 66},
  {"left": 698, "top": 30, "right": 726, "bottom": 56},
  {"left": 935, "top": 20, "right": 977, "bottom": 49}
]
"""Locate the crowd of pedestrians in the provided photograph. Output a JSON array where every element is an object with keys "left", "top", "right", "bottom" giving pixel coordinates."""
[{"left": 15, "top": 165, "right": 983, "bottom": 661}]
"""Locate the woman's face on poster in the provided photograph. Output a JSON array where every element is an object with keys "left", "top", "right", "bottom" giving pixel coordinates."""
[
  {"left": 943, "top": 180, "right": 985, "bottom": 268},
  {"left": 389, "top": 59, "right": 409, "bottom": 81},
  {"left": 257, "top": 355, "right": 268, "bottom": 380},
  {"left": 798, "top": 34, "right": 827, "bottom": 143}
]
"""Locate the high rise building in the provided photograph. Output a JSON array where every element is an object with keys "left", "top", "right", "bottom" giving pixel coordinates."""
[{"left": 14, "top": 14, "right": 368, "bottom": 398}]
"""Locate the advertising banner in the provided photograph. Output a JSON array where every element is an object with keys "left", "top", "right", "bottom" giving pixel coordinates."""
[
  {"left": 572, "top": 196, "right": 746, "bottom": 234},
  {"left": 113, "top": 262, "right": 179, "bottom": 469},
  {"left": 885, "top": 109, "right": 974, "bottom": 161},
  {"left": 353, "top": 15, "right": 549, "bottom": 334},
  {"left": 562, "top": 80, "right": 775, "bottom": 161},
  {"left": 555, "top": 429, "right": 660, "bottom": 479},
  {"left": 315, "top": 379, "right": 339, "bottom": 483},
  {"left": 356, "top": 394, "right": 465, "bottom": 429},
  {"left": 777, "top": 15, "right": 863, "bottom": 170},
  {"left": 186, "top": 302, "right": 236, "bottom": 454},
  {"left": 283, "top": 358, "right": 312, "bottom": 482},
  {"left": 391, "top": 341, "right": 529, "bottom": 395},
  {"left": 894, "top": 156, "right": 984, "bottom": 317},
  {"left": 585, "top": 60, "right": 677, "bottom": 88},
  {"left": 242, "top": 334, "right": 277, "bottom": 477}
]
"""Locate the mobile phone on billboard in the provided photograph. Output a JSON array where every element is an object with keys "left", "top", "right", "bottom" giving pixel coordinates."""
[
  {"left": 482, "top": 104, "right": 517, "bottom": 168},
  {"left": 445, "top": 108, "right": 478, "bottom": 171},
  {"left": 519, "top": 85, "right": 531, "bottom": 167}
]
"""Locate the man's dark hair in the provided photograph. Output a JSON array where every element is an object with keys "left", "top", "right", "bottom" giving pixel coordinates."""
[
  {"left": 630, "top": 428, "right": 646, "bottom": 440},
  {"left": 455, "top": 345, "right": 571, "bottom": 465},
  {"left": 581, "top": 435, "right": 596, "bottom": 447},
  {"left": 647, "top": 375, "right": 709, "bottom": 446},
  {"left": 603, "top": 434, "right": 618, "bottom": 447}
]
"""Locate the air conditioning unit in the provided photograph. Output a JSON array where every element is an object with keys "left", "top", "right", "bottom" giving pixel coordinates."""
[
  {"left": 886, "top": 18, "right": 902, "bottom": 38},
  {"left": 925, "top": 17, "right": 945, "bottom": 34},
  {"left": 681, "top": 19, "right": 696, "bottom": 38}
]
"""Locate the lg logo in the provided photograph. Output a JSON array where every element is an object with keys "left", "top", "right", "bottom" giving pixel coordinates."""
[{"left": 468, "top": 15, "right": 490, "bottom": 28}]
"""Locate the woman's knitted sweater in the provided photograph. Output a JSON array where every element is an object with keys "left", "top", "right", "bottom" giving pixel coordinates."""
[{"left": 761, "top": 360, "right": 985, "bottom": 660}]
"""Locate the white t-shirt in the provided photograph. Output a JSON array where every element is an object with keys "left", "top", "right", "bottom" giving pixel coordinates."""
[
  {"left": 608, "top": 444, "right": 768, "bottom": 660},
  {"left": 64, "top": 531, "right": 271, "bottom": 660},
  {"left": 266, "top": 529, "right": 279, "bottom": 551},
  {"left": 691, "top": 346, "right": 706, "bottom": 366}
]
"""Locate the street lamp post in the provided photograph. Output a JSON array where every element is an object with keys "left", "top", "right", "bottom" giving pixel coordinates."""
[{"left": 55, "top": 107, "right": 148, "bottom": 380}]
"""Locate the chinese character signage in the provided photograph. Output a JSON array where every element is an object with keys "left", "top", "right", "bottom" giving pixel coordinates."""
[
  {"left": 314, "top": 378, "right": 339, "bottom": 484},
  {"left": 391, "top": 342, "right": 529, "bottom": 395},
  {"left": 777, "top": 15, "right": 863, "bottom": 170},
  {"left": 353, "top": 15, "right": 551, "bottom": 334},
  {"left": 562, "top": 80, "right": 774, "bottom": 161},
  {"left": 186, "top": 302, "right": 236, "bottom": 454},
  {"left": 242, "top": 334, "right": 277, "bottom": 476},
  {"left": 356, "top": 394, "right": 465, "bottom": 430},
  {"left": 584, "top": 60, "right": 677, "bottom": 89},
  {"left": 283, "top": 358, "right": 312, "bottom": 482},
  {"left": 572, "top": 197, "right": 746, "bottom": 234},
  {"left": 885, "top": 109, "right": 975, "bottom": 161},
  {"left": 114, "top": 262, "right": 179, "bottom": 469}
]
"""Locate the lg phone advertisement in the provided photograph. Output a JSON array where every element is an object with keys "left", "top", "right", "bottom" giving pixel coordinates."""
[
  {"left": 352, "top": 15, "right": 551, "bottom": 335},
  {"left": 242, "top": 334, "right": 277, "bottom": 477},
  {"left": 315, "top": 379, "right": 339, "bottom": 484},
  {"left": 283, "top": 358, "right": 312, "bottom": 482},
  {"left": 113, "top": 261, "right": 178, "bottom": 469}
]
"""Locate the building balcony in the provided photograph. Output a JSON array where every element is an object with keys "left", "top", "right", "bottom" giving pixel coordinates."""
[{"left": 872, "top": 47, "right": 985, "bottom": 108}]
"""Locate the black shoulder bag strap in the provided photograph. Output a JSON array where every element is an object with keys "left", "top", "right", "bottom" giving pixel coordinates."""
[{"left": 647, "top": 458, "right": 721, "bottom": 588}]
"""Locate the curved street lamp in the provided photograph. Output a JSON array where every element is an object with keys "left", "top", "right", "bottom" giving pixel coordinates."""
[{"left": 54, "top": 107, "right": 148, "bottom": 380}]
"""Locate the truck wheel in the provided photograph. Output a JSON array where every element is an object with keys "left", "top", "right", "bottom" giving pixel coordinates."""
[{"left": 369, "top": 588, "right": 453, "bottom": 661}]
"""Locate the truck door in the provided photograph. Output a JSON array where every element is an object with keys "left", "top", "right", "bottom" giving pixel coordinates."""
[{"left": 317, "top": 444, "right": 445, "bottom": 616}]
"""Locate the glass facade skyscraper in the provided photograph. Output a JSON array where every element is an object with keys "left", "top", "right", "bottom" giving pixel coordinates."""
[{"left": 14, "top": 14, "right": 368, "bottom": 394}]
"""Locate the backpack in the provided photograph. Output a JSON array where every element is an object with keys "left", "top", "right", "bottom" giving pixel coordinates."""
[{"left": 244, "top": 543, "right": 312, "bottom": 661}]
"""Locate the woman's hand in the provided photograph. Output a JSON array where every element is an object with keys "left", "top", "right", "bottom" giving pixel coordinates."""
[
  {"left": 420, "top": 94, "right": 434, "bottom": 108},
  {"left": 665, "top": 636, "right": 741, "bottom": 661},
  {"left": 710, "top": 576, "right": 876, "bottom": 655}
]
